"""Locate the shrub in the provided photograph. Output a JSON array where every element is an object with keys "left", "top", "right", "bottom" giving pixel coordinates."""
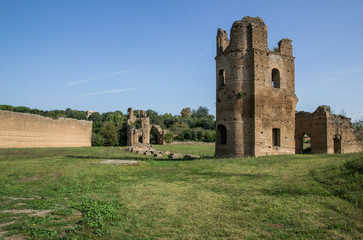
[
  {"left": 203, "top": 130, "right": 215, "bottom": 142},
  {"left": 197, "top": 131, "right": 203, "bottom": 141},
  {"left": 92, "top": 133, "right": 105, "bottom": 146},
  {"left": 100, "top": 122, "right": 118, "bottom": 146},
  {"left": 165, "top": 132, "right": 174, "bottom": 143}
]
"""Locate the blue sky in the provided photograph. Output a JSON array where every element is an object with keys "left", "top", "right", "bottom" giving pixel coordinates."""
[{"left": 1, "top": 0, "right": 362, "bottom": 121}]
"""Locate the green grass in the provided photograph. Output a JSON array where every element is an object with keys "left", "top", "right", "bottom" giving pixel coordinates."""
[{"left": 0, "top": 146, "right": 362, "bottom": 239}]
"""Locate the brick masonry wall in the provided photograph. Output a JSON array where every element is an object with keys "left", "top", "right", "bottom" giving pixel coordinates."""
[
  {"left": 295, "top": 106, "right": 363, "bottom": 154},
  {"left": 215, "top": 16, "right": 298, "bottom": 157},
  {"left": 0, "top": 110, "right": 92, "bottom": 148}
]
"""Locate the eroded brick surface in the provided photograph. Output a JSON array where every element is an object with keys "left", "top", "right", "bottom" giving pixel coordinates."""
[
  {"left": 215, "top": 17, "right": 297, "bottom": 157},
  {"left": 0, "top": 110, "right": 92, "bottom": 148}
]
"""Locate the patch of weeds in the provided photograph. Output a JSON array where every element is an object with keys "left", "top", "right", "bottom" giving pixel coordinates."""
[
  {"left": 73, "top": 199, "right": 127, "bottom": 230},
  {"left": 51, "top": 207, "right": 76, "bottom": 216},
  {"left": 25, "top": 216, "right": 52, "bottom": 225},
  {"left": 28, "top": 201, "right": 59, "bottom": 210},
  {"left": 272, "top": 46, "right": 280, "bottom": 52},
  {"left": 28, "top": 227, "right": 57, "bottom": 238},
  {"left": 237, "top": 91, "right": 246, "bottom": 99}
]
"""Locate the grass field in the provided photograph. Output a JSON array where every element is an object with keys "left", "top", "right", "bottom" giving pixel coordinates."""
[{"left": 0, "top": 145, "right": 362, "bottom": 239}]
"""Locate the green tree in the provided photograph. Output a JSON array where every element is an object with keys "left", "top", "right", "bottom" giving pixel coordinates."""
[
  {"left": 118, "top": 122, "right": 127, "bottom": 146},
  {"left": 197, "top": 131, "right": 203, "bottom": 141},
  {"left": 88, "top": 112, "right": 102, "bottom": 123},
  {"left": 192, "top": 106, "right": 209, "bottom": 119},
  {"left": 181, "top": 107, "right": 191, "bottom": 118},
  {"left": 164, "top": 132, "right": 174, "bottom": 143},
  {"left": 162, "top": 113, "right": 177, "bottom": 128},
  {"left": 203, "top": 130, "right": 216, "bottom": 142},
  {"left": 146, "top": 109, "right": 166, "bottom": 129},
  {"left": 353, "top": 119, "right": 363, "bottom": 130},
  {"left": 100, "top": 122, "right": 118, "bottom": 146},
  {"left": 92, "top": 133, "right": 105, "bottom": 146}
]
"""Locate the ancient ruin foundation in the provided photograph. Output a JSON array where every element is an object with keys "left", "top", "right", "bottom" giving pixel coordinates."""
[
  {"left": 0, "top": 110, "right": 92, "bottom": 148},
  {"left": 215, "top": 16, "right": 298, "bottom": 157}
]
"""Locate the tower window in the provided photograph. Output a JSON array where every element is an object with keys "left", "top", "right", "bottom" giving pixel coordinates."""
[
  {"left": 218, "top": 69, "right": 225, "bottom": 87},
  {"left": 217, "top": 124, "right": 227, "bottom": 144},
  {"left": 272, "top": 68, "right": 280, "bottom": 88},
  {"left": 272, "top": 128, "right": 280, "bottom": 147}
]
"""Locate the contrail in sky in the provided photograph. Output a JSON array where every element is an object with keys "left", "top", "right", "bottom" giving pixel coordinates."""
[
  {"left": 76, "top": 88, "right": 138, "bottom": 97},
  {"left": 64, "top": 66, "right": 141, "bottom": 88}
]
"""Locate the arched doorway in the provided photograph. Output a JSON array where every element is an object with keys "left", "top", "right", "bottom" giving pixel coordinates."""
[
  {"left": 150, "top": 125, "right": 165, "bottom": 145},
  {"left": 150, "top": 127, "right": 160, "bottom": 144},
  {"left": 299, "top": 133, "right": 311, "bottom": 154}
]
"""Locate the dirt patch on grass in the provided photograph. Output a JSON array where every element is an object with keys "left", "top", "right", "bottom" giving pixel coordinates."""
[
  {"left": 100, "top": 160, "right": 140, "bottom": 165},
  {"left": 0, "top": 221, "right": 26, "bottom": 240},
  {"left": 20, "top": 172, "right": 62, "bottom": 182},
  {"left": 4, "top": 196, "right": 41, "bottom": 201},
  {"left": 1, "top": 209, "right": 51, "bottom": 216},
  {"left": 0, "top": 221, "right": 16, "bottom": 229}
]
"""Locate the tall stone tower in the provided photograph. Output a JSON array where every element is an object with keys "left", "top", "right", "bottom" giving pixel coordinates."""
[{"left": 215, "top": 16, "right": 298, "bottom": 157}]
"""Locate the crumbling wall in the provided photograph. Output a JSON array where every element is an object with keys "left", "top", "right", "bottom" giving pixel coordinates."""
[
  {"left": 127, "top": 107, "right": 151, "bottom": 146},
  {"left": 126, "top": 107, "right": 166, "bottom": 146},
  {"left": 327, "top": 111, "right": 363, "bottom": 153},
  {"left": 295, "top": 106, "right": 329, "bottom": 154},
  {"left": 0, "top": 110, "right": 92, "bottom": 148},
  {"left": 295, "top": 106, "right": 363, "bottom": 154}
]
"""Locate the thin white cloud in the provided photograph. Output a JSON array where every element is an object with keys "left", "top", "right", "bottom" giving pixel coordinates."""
[
  {"left": 77, "top": 88, "right": 138, "bottom": 97},
  {"left": 64, "top": 66, "right": 142, "bottom": 88},
  {"left": 330, "top": 66, "right": 363, "bottom": 75}
]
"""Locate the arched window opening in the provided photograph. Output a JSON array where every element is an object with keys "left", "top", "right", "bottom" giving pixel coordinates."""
[
  {"left": 218, "top": 69, "right": 225, "bottom": 88},
  {"left": 334, "top": 135, "right": 341, "bottom": 154},
  {"left": 217, "top": 125, "right": 227, "bottom": 145},
  {"left": 138, "top": 136, "right": 143, "bottom": 143},
  {"left": 272, "top": 68, "right": 280, "bottom": 88},
  {"left": 272, "top": 128, "right": 280, "bottom": 147}
]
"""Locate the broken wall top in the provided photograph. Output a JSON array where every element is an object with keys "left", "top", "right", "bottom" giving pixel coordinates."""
[{"left": 217, "top": 16, "right": 292, "bottom": 56}]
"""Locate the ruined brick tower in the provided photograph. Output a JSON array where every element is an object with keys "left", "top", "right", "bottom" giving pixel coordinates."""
[{"left": 215, "top": 16, "right": 298, "bottom": 157}]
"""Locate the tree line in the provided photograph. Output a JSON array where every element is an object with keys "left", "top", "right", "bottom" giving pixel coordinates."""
[{"left": 0, "top": 105, "right": 216, "bottom": 146}]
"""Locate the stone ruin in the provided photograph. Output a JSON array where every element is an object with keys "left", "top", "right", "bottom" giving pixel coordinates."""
[
  {"left": 215, "top": 16, "right": 297, "bottom": 157},
  {"left": 215, "top": 16, "right": 362, "bottom": 157},
  {"left": 126, "top": 142, "right": 199, "bottom": 159},
  {"left": 296, "top": 106, "right": 363, "bottom": 154},
  {"left": 126, "top": 107, "right": 167, "bottom": 146}
]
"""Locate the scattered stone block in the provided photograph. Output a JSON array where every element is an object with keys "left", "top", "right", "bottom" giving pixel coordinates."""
[
  {"left": 154, "top": 153, "right": 163, "bottom": 157},
  {"left": 168, "top": 154, "right": 179, "bottom": 159}
]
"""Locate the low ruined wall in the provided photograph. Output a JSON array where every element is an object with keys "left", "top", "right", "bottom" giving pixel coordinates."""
[
  {"left": 327, "top": 114, "right": 363, "bottom": 154},
  {"left": 0, "top": 110, "right": 92, "bottom": 148},
  {"left": 296, "top": 106, "right": 363, "bottom": 154}
]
